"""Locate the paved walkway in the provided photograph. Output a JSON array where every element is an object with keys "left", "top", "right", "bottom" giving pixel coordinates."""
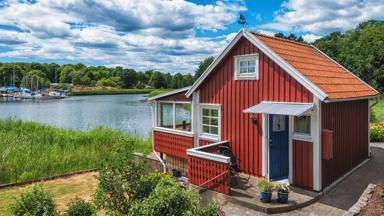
[{"left": 222, "top": 146, "right": 384, "bottom": 215}]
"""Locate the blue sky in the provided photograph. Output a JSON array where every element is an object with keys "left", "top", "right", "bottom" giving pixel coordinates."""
[{"left": 0, "top": 0, "right": 383, "bottom": 73}]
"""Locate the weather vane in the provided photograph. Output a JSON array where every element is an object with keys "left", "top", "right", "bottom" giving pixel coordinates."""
[{"left": 238, "top": 14, "right": 247, "bottom": 28}]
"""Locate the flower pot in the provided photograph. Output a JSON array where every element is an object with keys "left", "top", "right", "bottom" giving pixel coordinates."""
[
  {"left": 260, "top": 191, "right": 272, "bottom": 203},
  {"left": 277, "top": 192, "right": 289, "bottom": 204}
]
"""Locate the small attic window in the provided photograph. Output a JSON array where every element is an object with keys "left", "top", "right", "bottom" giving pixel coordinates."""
[{"left": 234, "top": 54, "right": 259, "bottom": 80}]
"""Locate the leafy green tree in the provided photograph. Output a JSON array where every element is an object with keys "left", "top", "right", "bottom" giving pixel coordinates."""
[
  {"left": 171, "top": 73, "right": 183, "bottom": 89},
  {"left": 181, "top": 74, "right": 194, "bottom": 87},
  {"left": 274, "top": 32, "right": 304, "bottom": 42},
  {"left": 149, "top": 71, "right": 167, "bottom": 88},
  {"left": 194, "top": 57, "right": 214, "bottom": 80},
  {"left": 59, "top": 65, "right": 75, "bottom": 83},
  {"left": 314, "top": 20, "right": 384, "bottom": 91}
]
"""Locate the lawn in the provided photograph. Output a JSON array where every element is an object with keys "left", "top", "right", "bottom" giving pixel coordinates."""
[{"left": 0, "top": 172, "right": 98, "bottom": 215}]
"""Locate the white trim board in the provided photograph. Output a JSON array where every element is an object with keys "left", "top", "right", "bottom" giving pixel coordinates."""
[{"left": 186, "top": 29, "right": 328, "bottom": 101}]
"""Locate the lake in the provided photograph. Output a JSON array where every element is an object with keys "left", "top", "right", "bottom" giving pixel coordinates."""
[{"left": 0, "top": 94, "right": 152, "bottom": 136}]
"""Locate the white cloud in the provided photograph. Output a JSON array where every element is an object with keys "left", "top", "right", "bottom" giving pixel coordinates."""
[
  {"left": 0, "top": 0, "right": 246, "bottom": 73},
  {"left": 302, "top": 33, "right": 322, "bottom": 43},
  {"left": 260, "top": 0, "right": 384, "bottom": 35}
]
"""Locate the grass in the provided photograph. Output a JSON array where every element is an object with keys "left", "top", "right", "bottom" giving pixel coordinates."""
[
  {"left": 69, "top": 88, "right": 156, "bottom": 96},
  {"left": 0, "top": 172, "right": 99, "bottom": 215},
  {"left": 148, "top": 89, "right": 171, "bottom": 97},
  {"left": 0, "top": 119, "right": 151, "bottom": 185}
]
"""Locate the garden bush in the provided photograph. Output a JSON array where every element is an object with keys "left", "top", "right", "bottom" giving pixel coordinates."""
[
  {"left": 93, "top": 141, "right": 146, "bottom": 215},
  {"left": 10, "top": 186, "right": 56, "bottom": 216},
  {"left": 65, "top": 197, "right": 95, "bottom": 216},
  {"left": 370, "top": 125, "right": 384, "bottom": 142}
]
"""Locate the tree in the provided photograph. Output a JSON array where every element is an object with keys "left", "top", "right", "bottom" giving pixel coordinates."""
[
  {"left": 149, "top": 71, "right": 167, "bottom": 88},
  {"left": 181, "top": 74, "right": 194, "bottom": 87},
  {"left": 170, "top": 73, "right": 183, "bottom": 89},
  {"left": 194, "top": 57, "right": 214, "bottom": 80},
  {"left": 59, "top": 65, "right": 75, "bottom": 83},
  {"left": 313, "top": 20, "right": 384, "bottom": 91},
  {"left": 274, "top": 32, "right": 304, "bottom": 42}
]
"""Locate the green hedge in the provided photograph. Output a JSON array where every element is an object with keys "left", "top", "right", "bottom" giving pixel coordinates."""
[{"left": 371, "top": 125, "right": 384, "bottom": 142}]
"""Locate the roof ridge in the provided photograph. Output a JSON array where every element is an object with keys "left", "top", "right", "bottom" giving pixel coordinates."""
[{"left": 251, "top": 31, "right": 312, "bottom": 47}]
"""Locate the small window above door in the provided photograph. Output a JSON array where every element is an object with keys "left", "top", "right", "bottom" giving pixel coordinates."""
[{"left": 234, "top": 54, "right": 259, "bottom": 80}]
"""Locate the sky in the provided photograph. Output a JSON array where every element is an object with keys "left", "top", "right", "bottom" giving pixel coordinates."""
[{"left": 0, "top": 0, "right": 383, "bottom": 73}]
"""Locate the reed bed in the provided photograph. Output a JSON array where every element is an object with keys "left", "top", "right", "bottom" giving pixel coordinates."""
[{"left": 0, "top": 119, "right": 151, "bottom": 184}]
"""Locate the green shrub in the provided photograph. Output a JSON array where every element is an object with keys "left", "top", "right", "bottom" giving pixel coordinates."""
[
  {"left": 275, "top": 184, "right": 290, "bottom": 193},
  {"left": 131, "top": 172, "right": 164, "bottom": 202},
  {"left": 370, "top": 125, "right": 384, "bottom": 142},
  {"left": 93, "top": 140, "right": 146, "bottom": 215},
  {"left": 370, "top": 109, "right": 377, "bottom": 122},
  {"left": 257, "top": 179, "right": 274, "bottom": 192},
  {"left": 10, "top": 186, "right": 56, "bottom": 216},
  {"left": 66, "top": 197, "right": 95, "bottom": 216},
  {"left": 129, "top": 177, "right": 199, "bottom": 216},
  {"left": 197, "top": 203, "right": 221, "bottom": 216}
]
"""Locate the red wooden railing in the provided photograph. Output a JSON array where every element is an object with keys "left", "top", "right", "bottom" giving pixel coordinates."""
[
  {"left": 187, "top": 141, "right": 231, "bottom": 195},
  {"left": 153, "top": 130, "right": 194, "bottom": 159}
]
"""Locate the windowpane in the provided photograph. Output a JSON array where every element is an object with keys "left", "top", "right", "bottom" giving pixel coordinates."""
[
  {"left": 157, "top": 103, "right": 173, "bottom": 129},
  {"left": 210, "top": 126, "right": 218, "bottom": 135},
  {"left": 203, "top": 125, "right": 210, "bottom": 133},
  {"left": 248, "top": 60, "right": 255, "bottom": 66},
  {"left": 240, "top": 67, "right": 248, "bottom": 73},
  {"left": 203, "top": 117, "right": 210, "bottom": 125},
  {"left": 202, "top": 108, "right": 210, "bottom": 116},
  {"left": 211, "top": 109, "right": 218, "bottom": 117},
  {"left": 211, "top": 118, "right": 218, "bottom": 126},
  {"left": 248, "top": 67, "right": 256, "bottom": 73},
  {"left": 175, "top": 104, "right": 192, "bottom": 131},
  {"left": 240, "top": 61, "right": 247, "bottom": 67},
  {"left": 294, "top": 116, "right": 311, "bottom": 135}
]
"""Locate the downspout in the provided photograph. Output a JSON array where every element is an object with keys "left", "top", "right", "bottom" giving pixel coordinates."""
[
  {"left": 149, "top": 100, "right": 167, "bottom": 173},
  {"left": 370, "top": 95, "right": 379, "bottom": 108}
]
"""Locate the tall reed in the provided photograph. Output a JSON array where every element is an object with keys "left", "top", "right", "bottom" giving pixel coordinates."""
[{"left": 0, "top": 119, "right": 151, "bottom": 184}]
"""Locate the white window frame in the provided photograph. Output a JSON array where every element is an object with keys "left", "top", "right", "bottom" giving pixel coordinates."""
[
  {"left": 154, "top": 100, "right": 193, "bottom": 136},
  {"left": 199, "top": 104, "right": 221, "bottom": 141},
  {"left": 234, "top": 54, "right": 259, "bottom": 80},
  {"left": 293, "top": 115, "right": 312, "bottom": 141}
]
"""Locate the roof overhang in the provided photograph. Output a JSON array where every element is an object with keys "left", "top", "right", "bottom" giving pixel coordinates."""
[
  {"left": 148, "top": 86, "right": 190, "bottom": 101},
  {"left": 185, "top": 29, "right": 328, "bottom": 101},
  {"left": 243, "top": 101, "right": 315, "bottom": 116}
]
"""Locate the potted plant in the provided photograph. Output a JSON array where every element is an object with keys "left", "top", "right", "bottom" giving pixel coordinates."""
[
  {"left": 257, "top": 179, "right": 274, "bottom": 203},
  {"left": 276, "top": 184, "right": 290, "bottom": 204}
]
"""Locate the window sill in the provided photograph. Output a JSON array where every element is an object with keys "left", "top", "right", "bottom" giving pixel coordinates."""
[
  {"left": 154, "top": 127, "right": 194, "bottom": 137},
  {"left": 234, "top": 74, "right": 258, "bottom": 80},
  {"left": 199, "top": 134, "right": 220, "bottom": 142},
  {"left": 292, "top": 133, "right": 312, "bottom": 142}
]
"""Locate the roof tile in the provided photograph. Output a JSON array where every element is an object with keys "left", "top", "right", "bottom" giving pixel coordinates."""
[{"left": 253, "top": 33, "right": 378, "bottom": 100}]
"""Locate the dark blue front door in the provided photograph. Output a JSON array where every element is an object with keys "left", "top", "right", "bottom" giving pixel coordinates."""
[{"left": 269, "top": 115, "right": 289, "bottom": 180}]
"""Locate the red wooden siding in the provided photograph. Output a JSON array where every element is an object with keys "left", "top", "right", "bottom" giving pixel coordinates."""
[
  {"left": 166, "top": 155, "right": 188, "bottom": 176},
  {"left": 321, "top": 100, "right": 369, "bottom": 188},
  {"left": 199, "top": 139, "right": 215, "bottom": 146},
  {"left": 292, "top": 140, "right": 313, "bottom": 190},
  {"left": 322, "top": 129, "right": 334, "bottom": 160},
  {"left": 188, "top": 156, "right": 230, "bottom": 195},
  {"left": 153, "top": 131, "right": 194, "bottom": 160},
  {"left": 156, "top": 91, "right": 191, "bottom": 101},
  {"left": 198, "top": 37, "right": 313, "bottom": 176}
]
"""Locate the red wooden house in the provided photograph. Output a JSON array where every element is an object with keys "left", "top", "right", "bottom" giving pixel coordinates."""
[{"left": 148, "top": 29, "right": 379, "bottom": 194}]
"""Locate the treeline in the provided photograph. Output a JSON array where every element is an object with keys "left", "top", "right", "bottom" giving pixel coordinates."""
[{"left": 0, "top": 58, "right": 214, "bottom": 90}]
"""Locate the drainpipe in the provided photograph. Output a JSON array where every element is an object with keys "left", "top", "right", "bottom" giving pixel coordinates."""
[
  {"left": 149, "top": 100, "right": 167, "bottom": 173},
  {"left": 370, "top": 95, "right": 379, "bottom": 108}
]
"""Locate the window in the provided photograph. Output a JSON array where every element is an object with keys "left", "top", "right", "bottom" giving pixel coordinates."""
[
  {"left": 272, "top": 115, "right": 285, "bottom": 132},
  {"left": 294, "top": 116, "right": 311, "bottom": 135},
  {"left": 234, "top": 54, "right": 259, "bottom": 80},
  {"left": 157, "top": 102, "right": 192, "bottom": 132},
  {"left": 175, "top": 104, "right": 192, "bottom": 132},
  {"left": 201, "top": 107, "right": 220, "bottom": 137},
  {"left": 157, "top": 103, "right": 173, "bottom": 129}
]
